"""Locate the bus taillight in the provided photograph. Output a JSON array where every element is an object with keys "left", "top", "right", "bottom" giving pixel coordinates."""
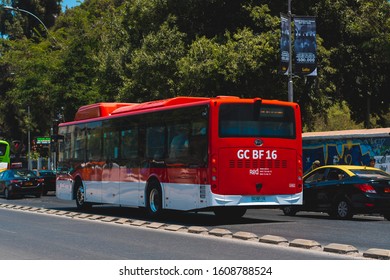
[
  {"left": 211, "top": 155, "right": 218, "bottom": 191},
  {"left": 297, "top": 158, "right": 303, "bottom": 180}
]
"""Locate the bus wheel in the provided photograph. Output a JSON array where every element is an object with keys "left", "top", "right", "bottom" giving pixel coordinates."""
[
  {"left": 213, "top": 207, "right": 247, "bottom": 220},
  {"left": 282, "top": 206, "right": 297, "bottom": 216},
  {"left": 146, "top": 181, "right": 163, "bottom": 217},
  {"left": 75, "top": 182, "right": 92, "bottom": 210}
]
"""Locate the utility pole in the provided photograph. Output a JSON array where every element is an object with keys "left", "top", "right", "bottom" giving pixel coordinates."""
[
  {"left": 28, "top": 106, "right": 32, "bottom": 170},
  {"left": 287, "top": 0, "right": 293, "bottom": 102}
]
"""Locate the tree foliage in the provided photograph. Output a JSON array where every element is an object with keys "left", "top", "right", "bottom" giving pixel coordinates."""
[{"left": 0, "top": 0, "right": 389, "bottom": 145}]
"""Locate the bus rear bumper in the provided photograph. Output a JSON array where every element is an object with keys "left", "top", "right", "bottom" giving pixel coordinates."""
[{"left": 210, "top": 192, "right": 303, "bottom": 207}]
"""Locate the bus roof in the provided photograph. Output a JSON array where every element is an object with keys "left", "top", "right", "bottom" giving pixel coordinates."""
[
  {"left": 72, "top": 96, "right": 245, "bottom": 122},
  {"left": 111, "top": 96, "right": 211, "bottom": 116},
  {"left": 69, "top": 96, "right": 297, "bottom": 124},
  {"left": 74, "top": 102, "right": 134, "bottom": 121}
]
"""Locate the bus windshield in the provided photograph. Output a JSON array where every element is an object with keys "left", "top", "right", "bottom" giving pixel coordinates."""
[
  {"left": 219, "top": 103, "right": 296, "bottom": 138},
  {"left": 0, "top": 142, "right": 7, "bottom": 157}
]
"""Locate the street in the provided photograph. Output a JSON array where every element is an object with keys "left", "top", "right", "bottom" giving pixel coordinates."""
[
  {"left": 1, "top": 194, "right": 390, "bottom": 255},
  {"left": 0, "top": 206, "right": 361, "bottom": 260}
]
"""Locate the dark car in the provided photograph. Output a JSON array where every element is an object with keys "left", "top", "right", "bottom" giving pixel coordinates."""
[
  {"left": 282, "top": 165, "right": 390, "bottom": 220},
  {"left": 0, "top": 169, "right": 44, "bottom": 199},
  {"left": 35, "top": 170, "right": 56, "bottom": 195}
]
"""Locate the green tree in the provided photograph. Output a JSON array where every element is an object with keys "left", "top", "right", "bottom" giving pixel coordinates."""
[
  {"left": 304, "top": 101, "right": 364, "bottom": 132},
  {"left": 1, "top": 0, "right": 390, "bottom": 141},
  {"left": 0, "top": 38, "right": 62, "bottom": 140},
  {"left": 120, "top": 17, "right": 186, "bottom": 102}
]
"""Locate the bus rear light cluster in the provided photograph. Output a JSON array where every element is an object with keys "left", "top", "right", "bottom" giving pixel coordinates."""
[
  {"left": 211, "top": 155, "right": 218, "bottom": 190},
  {"left": 297, "top": 158, "right": 303, "bottom": 179}
]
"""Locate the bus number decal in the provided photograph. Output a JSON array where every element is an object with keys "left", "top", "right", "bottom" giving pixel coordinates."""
[{"left": 237, "top": 149, "right": 278, "bottom": 160}]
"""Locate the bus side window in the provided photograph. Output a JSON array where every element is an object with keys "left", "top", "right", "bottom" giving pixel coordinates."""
[
  {"left": 189, "top": 124, "right": 207, "bottom": 165},
  {"left": 121, "top": 128, "right": 138, "bottom": 159},
  {"left": 169, "top": 124, "right": 189, "bottom": 159},
  {"left": 146, "top": 126, "right": 166, "bottom": 160}
]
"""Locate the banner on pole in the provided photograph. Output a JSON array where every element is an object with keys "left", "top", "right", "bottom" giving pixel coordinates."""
[
  {"left": 293, "top": 16, "right": 317, "bottom": 76},
  {"left": 279, "top": 14, "right": 290, "bottom": 75}
]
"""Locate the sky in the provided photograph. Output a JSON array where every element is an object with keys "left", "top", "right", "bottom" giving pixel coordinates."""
[{"left": 62, "top": 0, "right": 83, "bottom": 10}]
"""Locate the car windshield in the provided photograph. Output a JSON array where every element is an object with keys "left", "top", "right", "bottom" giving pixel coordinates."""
[
  {"left": 350, "top": 169, "right": 390, "bottom": 180},
  {"left": 12, "top": 170, "right": 37, "bottom": 178},
  {"left": 39, "top": 170, "right": 55, "bottom": 176}
]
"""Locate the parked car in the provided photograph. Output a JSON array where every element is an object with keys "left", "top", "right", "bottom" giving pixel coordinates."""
[
  {"left": 0, "top": 169, "right": 44, "bottom": 199},
  {"left": 282, "top": 165, "right": 390, "bottom": 220},
  {"left": 35, "top": 170, "right": 56, "bottom": 195}
]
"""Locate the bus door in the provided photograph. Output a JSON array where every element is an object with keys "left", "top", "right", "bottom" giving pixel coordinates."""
[
  {"left": 119, "top": 127, "right": 140, "bottom": 207},
  {"left": 101, "top": 128, "right": 120, "bottom": 204},
  {"left": 165, "top": 122, "right": 208, "bottom": 210}
]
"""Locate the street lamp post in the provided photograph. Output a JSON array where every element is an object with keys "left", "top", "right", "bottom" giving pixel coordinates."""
[
  {"left": 3, "top": 5, "right": 49, "bottom": 34},
  {"left": 2, "top": 5, "right": 59, "bottom": 46},
  {"left": 287, "top": 0, "right": 293, "bottom": 102}
]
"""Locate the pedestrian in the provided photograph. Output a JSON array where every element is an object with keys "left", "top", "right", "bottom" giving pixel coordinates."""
[
  {"left": 368, "top": 157, "right": 376, "bottom": 168},
  {"left": 310, "top": 160, "right": 321, "bottom": 171},
  {"left": 305, "top": 160, "right": 321, "bottom": 175}
]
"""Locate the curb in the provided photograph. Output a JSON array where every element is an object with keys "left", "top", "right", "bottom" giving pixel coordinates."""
[{"left": 1, "top": 203, "right": 389, "bottom": 260}]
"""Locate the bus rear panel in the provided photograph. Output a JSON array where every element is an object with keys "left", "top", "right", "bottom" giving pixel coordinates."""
[{"left": 208, "top": 100, "right": 302, "bottom": 207}]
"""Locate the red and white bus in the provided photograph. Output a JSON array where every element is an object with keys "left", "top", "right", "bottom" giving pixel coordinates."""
[{"left": 56, "top": 96, "right": 303, "bottom": 218}]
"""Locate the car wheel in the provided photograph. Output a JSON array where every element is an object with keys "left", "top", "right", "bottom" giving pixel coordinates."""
[
  {"left": 4, "top": 187, "right": 12, "bottom": 200},
  {"left": 42, "top": 190, "right": 48, "bottom": 196},
  {"left": 282, "top": 206, "right": 298, "bottom": 216},
  {"left": 35, "top": 193, "right": 41, "bottom": 198},
  {"left": 75, "top": 182, "right": 92, "bottom": 210},
  {"left": 213, "top": 207, "right": 247, "bottom": 220},
  {"left": 383, "top": 212, "right": 390, "bottom": 221},
  {"left": 146, "top": 180, "right": 163, "bottom": 217},
  {"left": 333, "top": 198, "right": 353, "bottom": 220}
]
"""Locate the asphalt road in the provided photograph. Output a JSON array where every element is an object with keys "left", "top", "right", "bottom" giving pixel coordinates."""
[
  {"left": 1, "top": 193, "right": 390, "bottom": 254},
  {"left": 3, "top": 196, "right": 390, "bottom": 280},
  {"left": 0, "top": 206, "right": 362, "bottom": 260}
]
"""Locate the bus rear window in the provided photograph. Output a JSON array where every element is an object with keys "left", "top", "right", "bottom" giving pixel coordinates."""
[{"left": 219, "top": 104, "right": 296, "bottom": 138}]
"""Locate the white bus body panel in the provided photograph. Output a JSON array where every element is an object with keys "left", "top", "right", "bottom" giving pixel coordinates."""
[
  {"left": 56, "top": 179, "right": 73, "bottom": 201},
  {"left": 57, "top": 179, "right": 303, "bottom": 211}
]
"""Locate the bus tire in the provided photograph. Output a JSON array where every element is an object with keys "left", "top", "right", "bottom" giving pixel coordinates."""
[
  {"left": 75, "top": 182, "right": 92, "bottom": 210},
  {"left": 146, "top": 181, "right": 163, "bottom": 217},
  {"left": 282, "top": 206, "right": 298, "bottom": 216},
  {"left": 213, "top": 207, "right": 247, "bottom": 220}
]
